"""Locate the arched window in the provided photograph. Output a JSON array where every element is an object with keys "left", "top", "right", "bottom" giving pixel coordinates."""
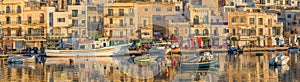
[
  {"left": 6, "top": 17, "right": 10, "bottom": 24},
  {"left": 17, "top": 6, "right": 21, "bottom": 13},
  {"left": 40, "top": 13, "right": 45, "bottom": 23},
  {"left": 6, "top": 6, "right": 10, "bottom": 13},
  {"left": 194, "top": 15, "right": 199, "bottom": 24},
  {"left": 195, "top": 29, "right": 199, "bottom": 36},
  {"left": 203, "top": 29, "right": 209, "bottom": 36},
  {"left": 17, "top": 16, "right": 21, "bottom": 24}
]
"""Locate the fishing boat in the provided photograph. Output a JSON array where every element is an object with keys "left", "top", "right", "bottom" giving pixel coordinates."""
[
  {"left": 45, "top": 43, "right": 131, "bottom": 57},
  {"left": 148, "top": 42, "right": 171, "bottom": 55},
  {"left": 181, "top": 52, "right": 218, "bottom": 68},
  {"left": 7, "top": 55, "right": 36, "bottom": 63},
  {"left": 269, "top": 54, "right": 290, "bottom": 66},
  {"left": 134, "top": 55, "right": 158, "bottom": 63}
]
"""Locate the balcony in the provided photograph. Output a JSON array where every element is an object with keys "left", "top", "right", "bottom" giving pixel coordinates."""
[
  {"left": 2, "top": 10, "right": 21, "bottom": 15},
  {"left": 24, "top": 21, "right": 46, "bottom": 26},
  {"left": 105, "top": 13, "right": 134, "bottom": 17},
  {"left": 0, "top": 21, "right": 22, "bottom": 25},
  {"left": 105, "top": 24, "right": 134, "bottom": 28}
]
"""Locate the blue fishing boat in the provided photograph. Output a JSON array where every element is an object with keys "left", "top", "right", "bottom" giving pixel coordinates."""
[{"left": 181, "top": 52, "right": 218, "bottom": 68}]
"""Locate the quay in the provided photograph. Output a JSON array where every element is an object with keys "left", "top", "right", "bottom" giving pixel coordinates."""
[
  {"left": 172, "top": 47, "right": 289, "bottom": 53},
  {"left": 126, "top": 47, "right": 289, "bottom": 56}
]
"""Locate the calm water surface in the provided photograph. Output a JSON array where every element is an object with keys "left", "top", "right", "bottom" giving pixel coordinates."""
[{"left": 0, "top": 51, "right": 299, "bottom": 82}]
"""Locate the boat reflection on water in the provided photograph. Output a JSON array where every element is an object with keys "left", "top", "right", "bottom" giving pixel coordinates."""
[{"left": 0, "top": 51, "right": 299, "bottom": 81}]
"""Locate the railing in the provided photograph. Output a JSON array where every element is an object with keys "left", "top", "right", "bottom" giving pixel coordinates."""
[
  {"left": 0, "top": 21, "right": 22, "bottom": 24},
  {"left": 26, "top": 34, "right": 45, "bottom": 36},
  {"left": 2, "top": 10, "right": 21, "bottom": 14},
  {"left": 105, "top": 13, "right": 134, "bottom": 17}
]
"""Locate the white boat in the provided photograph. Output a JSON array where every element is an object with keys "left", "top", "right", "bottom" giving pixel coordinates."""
[
  {"left": 7, "top": 55, "right": 36, "bottom": 63},
  {"left": 45, "top": 43, "right": 131, "bottom": 57},
  {"left": 269, "top": 54, "right": 290, "bottom": 66},
  {"left": 149, "top": 42, "right": 171, "bottom": 55}
]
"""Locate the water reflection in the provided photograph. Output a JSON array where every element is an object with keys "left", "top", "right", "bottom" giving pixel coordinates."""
[{"left": 0, "top": 51, "right": 299, "bottom": 82}]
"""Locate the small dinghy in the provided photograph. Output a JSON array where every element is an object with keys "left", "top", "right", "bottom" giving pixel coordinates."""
[{"left": 269, "top": 54, "right": 290, "bottom": 66}]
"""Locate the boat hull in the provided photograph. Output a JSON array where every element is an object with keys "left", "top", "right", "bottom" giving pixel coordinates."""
[{"left": 45, "top": 44, "right": 130, "bottom": 57}]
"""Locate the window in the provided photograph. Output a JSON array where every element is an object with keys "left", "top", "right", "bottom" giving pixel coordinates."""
[
  {"left": 214, "top": 28, "right": 218, "bottom": 36},
  {"left": 72, "top": 20, "right": 78, "bottom": 26},
  {"left": 67, "top": 0, "right": 72, "bottom": 5},
  {"left": 164, "top": 0, "right": 168, "bottom": 2},
  {"left": 6, "top": 17, "right": 10, "bottom": 24},
  {"left": 49, "top": 13, "right": 53, "bottom": 26},
  {"left": 195, "top": 29, "right": 199, "bottom": 36},
  {"left": 119, "top": 9, "right": 124, "bottom": 16},
  {"left": 298, "top": 19, "right": 300, "bottom": 24},
  {"left": 108, "top": 9, "right": 113, "bottom": 16},
  {"left": 194, "top": 16, "right": 199, "bottom": 24},
  {"left": 233, "top": 29, "right": 236, "bottom": 35},
  {"left": 185, "top": 29, "right": 188, "bottom": 34},
  {"left": 130, "top": 18, "right": 133, "bottom": 25},
  {"left": 40, "top": 13, "right": 45, "bottom": 23},
  {"left": 156, "top": 17, "right": 161, "bottom": 20},
  {"left": 120, "top": 31, "right": 123, "bottom": 38},
  {"left": 119, "top": 19, "right": 124, "bottom": 26},
  {"left": 82, "top": 11, "right": 86, "bottom": 14},
  {"left": 58, "top": 18, "right": 65, "bottom": 22},
  {"left": 6, "top": 6, "right": 10, "bottom": 13},
  {"left": 259, "top": 18, "right": 263, "bottom": 25},
  {"left": 175, "top": 6, "right": 180, "bottom": 11},
  {"left": 250, "top": 18, "right": 255, "bottom": 24},
  {"left": 109, "top": 18, "right": 113, "bottom": 24},
  {"left": 231, "top": 17, "right": 236, "bottom": 23},
  {"left": 259, "top": 28, "right": 263, "bottom": 35},
  {"left": 72, "top": 10, "right": 78, "bottom": 17},
  {"left": 145, "top": 8, "right": 148, "bottom": 12},
  {"left": 93, "top": 16, "right": 96, "bottom": 22},
  {"left": 143, "top": 20, "right": 147, "bottom": 26},
  {"left": 287, "top": 14, "right": 292, "bottom": 18},
  {"left": 82, "top": 30, "right": 86, "bottom": 36},
  {"left": 129, "top": 8, "right": 134, "bottom": 14},
  {"left": 156, "top": 7, "right": 161, "bottom": 12},
  {"left": 81, "top": 20, "right": 86, "bottom": 25},
  {"left": 167, "top": 7, "right": 172, "bottom": 11},
  {"left": 88, "top": 16, "right": 90, "bottom": 22},
  {"left": 17, "top": 6, "right": 21, "bottom": 13},
  {"left": 17, "top": 16, "right": 21, "bottom": 24},
  {"left": 217, "top": 19, "right": 219, "bottom": 22},
  {"left": 28, "top": 16, "right": 32, "bottom": 24},
  {"left": 240, "top": 17, "right": 245, "bottom": 23}
]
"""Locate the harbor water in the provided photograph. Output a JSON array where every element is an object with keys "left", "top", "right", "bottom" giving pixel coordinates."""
[{"left": 0, "top": 51, "right": 299, "bottom": 82}]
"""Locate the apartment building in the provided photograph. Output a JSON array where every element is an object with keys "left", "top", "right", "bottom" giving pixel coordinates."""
[
  {"left": 228, "top": 8, "right": 284, "bottom": 46},
  {"left": 0, "top": 0, "right": 25, "bottom": 50},
  {"left": 185, "top": 4, "right": 212, "bottom": 47},
  {"left": 103, "top": 3, "right": 136, "bottom": 44},
  {"left": 23, "top": 1, "right": 48, "bottom": 48}
]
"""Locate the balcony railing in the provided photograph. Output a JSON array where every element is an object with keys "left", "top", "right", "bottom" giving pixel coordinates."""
[
  {"left": 105, "top": 13, "right": 134, "bottom": 17},
  {"left": 0, "top": 21, "right": 22, "bottom": 24},
  {"left": 24, "top": 21, "right": 46, "bottom": 25}
]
